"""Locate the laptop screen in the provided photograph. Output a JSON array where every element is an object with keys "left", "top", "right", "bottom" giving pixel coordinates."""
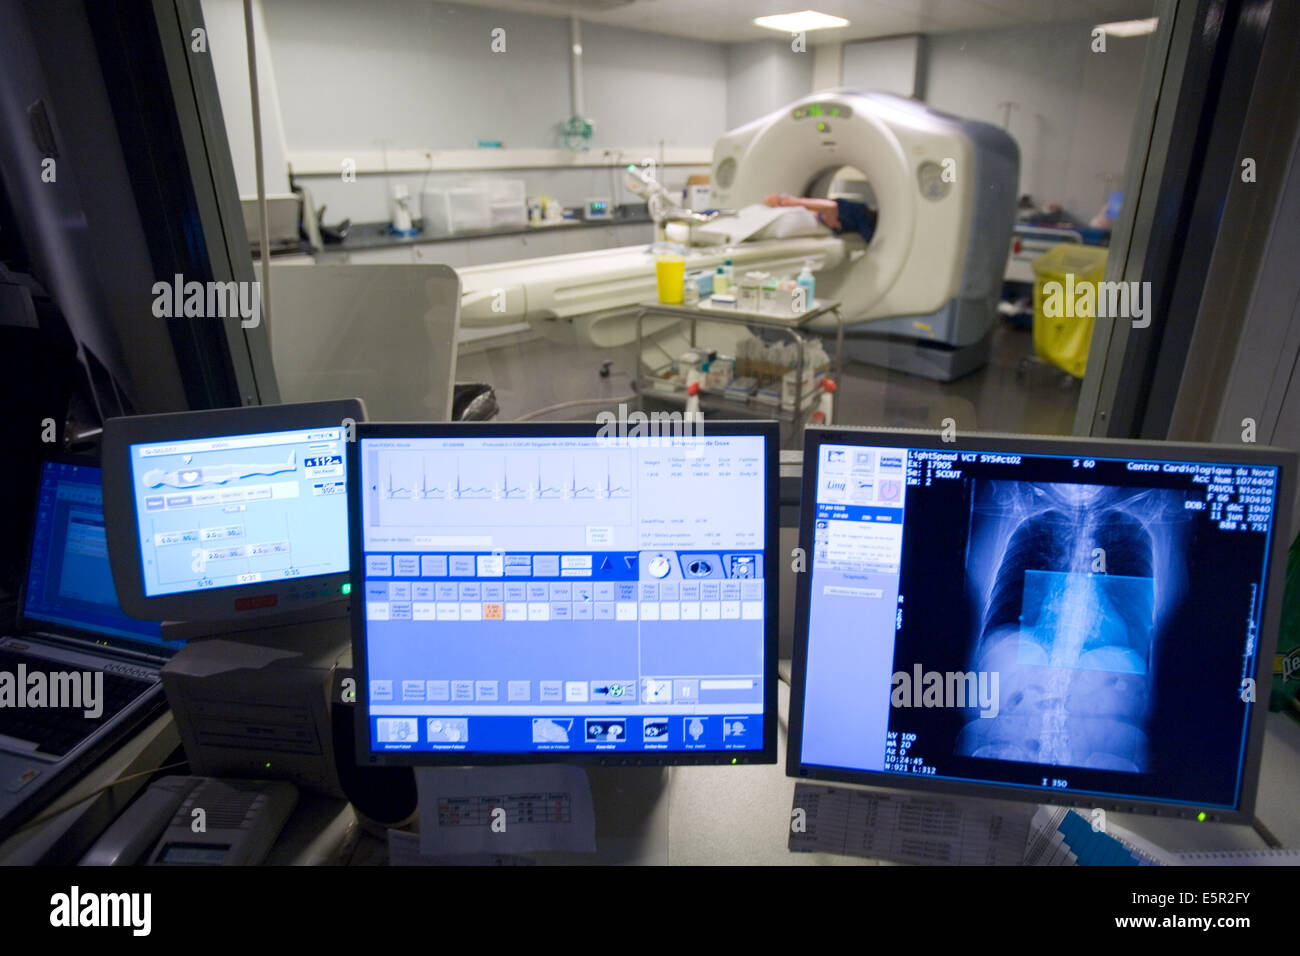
[{"left": 22, "top": 461, "right": 176, "bottom": 650}]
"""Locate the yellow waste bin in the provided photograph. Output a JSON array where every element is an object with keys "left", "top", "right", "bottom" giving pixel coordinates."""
[
  {"left": 1031, "top": 243, "right": 1108, "bottom": 379},
  {"left": 655, "top": 256, "right": 685, "bottom": 304}
]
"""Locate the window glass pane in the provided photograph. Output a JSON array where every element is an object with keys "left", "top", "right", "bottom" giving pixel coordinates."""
[{"left": 206, "top": 0, "right": 1163, "bottom": 444}]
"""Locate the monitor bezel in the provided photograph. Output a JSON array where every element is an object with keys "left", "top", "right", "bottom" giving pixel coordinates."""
[
  {"left": 102, "top": 399, "right": 365, "bottom": 623},
  {"left": 349, "top": 419, "right": 781, "bottom": 767},
  {"left": 786, "top": 425, "right": 1297, "bottom": 823}
]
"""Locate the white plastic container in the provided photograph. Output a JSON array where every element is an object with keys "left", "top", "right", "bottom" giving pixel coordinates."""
[
  {"left": 781, "top": 340, "right": 831, "bottom": 409},
  {"left": 684, "top": 184, "right": 711, "bottom": 211},
  {"left": 489, "top": 203, "right": 527, "bottom": 227},
  {"left": 481, "top": 178, "right": 525, "bottom": 205},
  {"left": 737, "top": 272, "right": 766, "bottom": 312},
  {"left": 479, "top": 178, "right": 527, "bottom": 227},
  {"left": 421, "top": 186, "right": 492, "bottom": 233}
]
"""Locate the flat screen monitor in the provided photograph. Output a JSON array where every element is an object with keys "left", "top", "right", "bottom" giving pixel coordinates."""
[
  {"left": 102, "top": 399, "right": 364, "bottom": 622},
  {"left": 22, "top": 458, "right": 178, "bottom": 652},
  {"left": 350, "top": 421, "right": 779, "bottom": 765},
  {"left": 787, "top": 427, "right": 1296, "bottom": 822}
]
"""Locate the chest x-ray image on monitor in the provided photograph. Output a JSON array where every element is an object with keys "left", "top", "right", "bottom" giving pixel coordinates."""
[{"left": 787, "top": 427, "right": 1296, "bottom": 822}]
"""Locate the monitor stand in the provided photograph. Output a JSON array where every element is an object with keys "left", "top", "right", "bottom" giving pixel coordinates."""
[{"left": 578, "top": 766, "right": 671, "bottom": 864}]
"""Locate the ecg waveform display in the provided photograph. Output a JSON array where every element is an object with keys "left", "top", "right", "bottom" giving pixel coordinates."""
[
  {"left": 382, "top": 455, "right": 631, "bottom": 501},
  {"left": 371, "top": 449, "right": 636, "bottom": 531}
]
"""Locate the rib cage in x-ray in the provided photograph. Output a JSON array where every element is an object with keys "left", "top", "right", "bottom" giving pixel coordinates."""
[{"left": 955, "top": 481, "right": 1189, "bottom": 773}]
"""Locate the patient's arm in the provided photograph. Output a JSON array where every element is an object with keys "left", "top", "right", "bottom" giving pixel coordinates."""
[{"left": 763, "top": 193, "right": 841, "bottom": 230}]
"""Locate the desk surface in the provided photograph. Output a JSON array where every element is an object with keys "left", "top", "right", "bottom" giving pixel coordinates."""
[
  {"left": 8, "top": 680, "right": 1295, "bottom": 865},
  {"left": 331, "top": 679, "right": 1292, "bottom": 865},
  {"left": 583, "top": 681, "right": 1279, "bottom": 865}
]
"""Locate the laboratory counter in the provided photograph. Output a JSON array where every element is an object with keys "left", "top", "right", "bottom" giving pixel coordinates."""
[
  {"left": 325, "top": 208, "right": 654, "bottom": 252},
  {"left": 310, "top": 212, "right": 655, "bottom": 269}
]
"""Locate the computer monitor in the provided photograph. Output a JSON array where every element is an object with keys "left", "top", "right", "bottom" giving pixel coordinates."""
[
  {"left": 350, "top": 421, "right": 779, "bottom": 765},
  {"left": 788, "top": 427, "right": 1296, "bottom": 822},
  {"left": 102, "top": 399, "right": 364, "bottom": 622},
  {"left": 22, "top": 458, "right": 177, "bottom": 651}
]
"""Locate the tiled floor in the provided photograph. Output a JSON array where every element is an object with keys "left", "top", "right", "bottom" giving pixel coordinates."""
[{"left": 458, "top": 319, "right": 1082, "bottom": 443}]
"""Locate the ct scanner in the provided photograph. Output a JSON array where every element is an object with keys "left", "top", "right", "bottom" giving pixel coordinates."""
[{"left": 457, "top": 91, "right": 1018, "bottom": 381}]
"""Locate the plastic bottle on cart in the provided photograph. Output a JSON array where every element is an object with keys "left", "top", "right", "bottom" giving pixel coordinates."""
[
  {"left": 796, "top": 259, "right": 816, "bottom": 305},
  {"left": 737, "top": 272, "right": 764, "bottom": 312},
  {"left": 683, "top": 274, "right": 700, "bottom": 305},
  {"left": 714, "top": 266, "right": 730, "bottom": 294}
]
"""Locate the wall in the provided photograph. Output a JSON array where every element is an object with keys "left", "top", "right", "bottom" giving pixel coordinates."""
[
  {"left": 842, "top": 35, "right": 925, "bottom": 98},
  {"left": 584, "top": 22, "right": 727, "bottom": 148},
  {"left": 261, "top": 0, "right": 573, "bottom": 153},
  {"left": 205, "top": 4, "right": 1144, "bottom": 230},
  {"left": 725, "top": 40, "right": 813, "bottom": 129},
  {"left": 242, "top": 0, "right": 728, "bottom": 224},
  {"left": 812, "top": 42, "right": 843, "bottom": 92},
  {"left": 201, "top": 0, "right": 290, "bottom": 197},
  {"left": 925, "top": 21, "right": 1148, "bottom": 221}
]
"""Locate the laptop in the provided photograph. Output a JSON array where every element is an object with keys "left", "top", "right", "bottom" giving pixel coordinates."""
[{"left": 0, "top": 458, "right": 184, "bottom": 838}]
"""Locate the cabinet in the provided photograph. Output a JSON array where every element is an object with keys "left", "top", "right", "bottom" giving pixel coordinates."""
[
  {"left": 413, "top": 242, "right": 468, "bottom": 268},
  {"left": 345, "top": 247, "right": 416, "bottom": 265}
]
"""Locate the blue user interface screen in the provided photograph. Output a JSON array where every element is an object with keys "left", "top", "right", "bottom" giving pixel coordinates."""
[
  {"left": 358, "top": 433, "right": 769, "bottom": 755},
  {"left": 24, "top": 462, "right": 173, "bottom": 648},
  {"left": 798, "top": 442, "right": 1280, "bottom": 811},
  {"left": 128, "top": 427, "right": 350, "bottom": 596}
]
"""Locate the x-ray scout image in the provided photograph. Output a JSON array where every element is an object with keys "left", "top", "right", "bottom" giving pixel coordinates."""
[{"left": 955, "top": 480, "right": 1196, "bottom": 774}]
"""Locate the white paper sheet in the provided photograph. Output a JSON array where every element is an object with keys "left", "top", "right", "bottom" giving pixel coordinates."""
[
  {"left": 788, "top": 783, "right": 1032, "bottom": 865},
  {"left": 416, "top": 765, "right": 596, "bottom": 856},
  {"left": 692, "top": 204, "right": 828, "bottom": 245}
]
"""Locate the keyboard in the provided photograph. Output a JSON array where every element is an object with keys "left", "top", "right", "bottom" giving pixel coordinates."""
[{"left": 0, "top": 647, "right": 156, "bottom": 757}]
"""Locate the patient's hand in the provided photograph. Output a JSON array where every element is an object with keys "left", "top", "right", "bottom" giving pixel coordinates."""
[{"left": 764, "top": 193, "right": 793, "bottom": 207}]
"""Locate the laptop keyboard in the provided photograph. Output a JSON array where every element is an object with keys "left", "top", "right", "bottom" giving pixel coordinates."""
[{"left": 0, "top": 648, "right": 156, "bottom": 757}]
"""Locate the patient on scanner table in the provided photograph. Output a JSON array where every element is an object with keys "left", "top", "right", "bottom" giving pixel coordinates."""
[{"left": 764, "top": 193, "right": 877, "bottom": 243}]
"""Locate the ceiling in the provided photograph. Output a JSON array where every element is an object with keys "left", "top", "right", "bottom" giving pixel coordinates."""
[{"left": 446, "top": 0, "right": 1157, "bottom": 45}]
